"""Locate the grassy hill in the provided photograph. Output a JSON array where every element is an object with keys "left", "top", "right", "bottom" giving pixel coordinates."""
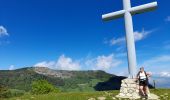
[
  {"left": 2, "top": 89, "right": 170, "bottom": 100},
  {"left": 0, "top": 67, "right": 125, "bottom": 92},
  {"left": 1, "top": 67, "right": 169, "bottom": 100}
]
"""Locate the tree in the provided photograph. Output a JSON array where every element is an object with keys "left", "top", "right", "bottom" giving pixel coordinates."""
[{"left": 31, "top": 79, "right": 60, "bottom": 94}]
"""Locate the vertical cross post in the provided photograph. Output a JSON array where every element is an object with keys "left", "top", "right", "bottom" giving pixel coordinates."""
[
  {"left": 123, "top": 0, "right": 136, "bottom": 78},
  {"left": 102, "top": 0, "right": 157, "bottom": 78}
]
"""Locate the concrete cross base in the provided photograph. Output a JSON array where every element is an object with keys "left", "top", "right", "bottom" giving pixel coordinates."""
[
  {"left": 116, "top": 78, "right": 141, "bottom": 99},
  {"left": 147, "top": 94, "right": 160, "bottom": 100},
  {"left": 116, "top": 78, "right": 160, "bottom": 99}
]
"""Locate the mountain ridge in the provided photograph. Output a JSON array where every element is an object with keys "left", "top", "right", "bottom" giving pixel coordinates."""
[
  {"left": 1, "top": 67, "right": 125, "bottom": 92},
  {"left": 0, "top": 67, "right": 156, "bottom": 92}
]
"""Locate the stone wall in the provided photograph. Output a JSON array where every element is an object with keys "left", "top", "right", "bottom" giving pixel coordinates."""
[
  {"left": 116, "top": 78, "right": 159, "bottom": 99},
  {"left": 116, "top": 78, "right": 141, "bottom": 99}
]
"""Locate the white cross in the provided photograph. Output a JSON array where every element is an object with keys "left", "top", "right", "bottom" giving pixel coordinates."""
[{"left": 102, "top": 0, "right": 157, "bottom": 78}]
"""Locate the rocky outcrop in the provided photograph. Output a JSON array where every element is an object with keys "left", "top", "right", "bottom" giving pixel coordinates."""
[{"left": 34, "top": 67, "right": 73, "bottom": 78}]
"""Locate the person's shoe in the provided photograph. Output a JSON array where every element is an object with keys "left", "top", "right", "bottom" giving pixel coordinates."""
[
  {"left": 145, "top": 94, "right": 148, "bottom": 99},
  {"left": 147, "top": 94, "right": 151, "bottom": 98},
  {"left": 141, "top": 94, "right": 146, "bottom": 98}
]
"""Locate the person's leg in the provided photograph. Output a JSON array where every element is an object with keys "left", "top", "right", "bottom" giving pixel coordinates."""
[
  {"left": 143, "top": 80, "right": 149, "bottom": 95},
  {"left": 139, "top": 85, "right": 145, "bottom": 96},
  {"left": 145, "top": 86, "right": 150, "bottom": 97},
  {"left": 143, "top": 85, "right": 147, "bottom": 95}
]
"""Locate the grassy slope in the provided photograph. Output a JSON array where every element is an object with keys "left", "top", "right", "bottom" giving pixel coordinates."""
[
  {"left": 3, "top": 89, "right": 170, "bottom": 100},
  {"left": 0, "top": 67, "right": 115, "bottom": 92}
]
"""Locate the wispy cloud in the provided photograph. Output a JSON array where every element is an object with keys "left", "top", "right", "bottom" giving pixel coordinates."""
[
  {"left": 110, "top": 37, "right": 125, "bottom": 46},
  {"left": 0, "top": 40, "right": 10, "bottom": 45},
  {"left": 143, "top": 55, "right": 170, "bottom": 66},
  {"left": 140, "top": 54, "right": 170, "bottom": 78},
  {"left": 159, "top": 72, "right": 170, "bottom": 77},
  {"left": 9, "top": 65, "right": 15, "bottom": 70},
  {"left": 109, "top": 29, "right": 153, "bottom": 46},
  {"left": 35, "top": 53, "right": 122, "bottom": 71},
  {"left": 34, "top": 55, "right": 81, "bottom": 70},
  {"left": 164, "top": 44, "right": 170, "bottom": 50},
  {"left": 139, "top": 54, "right": 170, "bottom": 87},
  {"left": 0, "top": 26, "right": 9, "bottom": 37},
  {"left": 149, "top": 71, "right": 170, "bottom": 78},
  {"left": 85, "top": 54, "right": 122, "bottom": 70},
  {"left": 165, "top": 16, "right": 170, "bottom": 22},
  {"left": 0, "top": 26, "right": 10, "bottom": 45}
]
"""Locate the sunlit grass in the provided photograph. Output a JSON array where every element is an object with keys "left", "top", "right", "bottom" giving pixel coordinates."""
[{"left": 2, "top": 89, "right": 170, "bottom": 100}]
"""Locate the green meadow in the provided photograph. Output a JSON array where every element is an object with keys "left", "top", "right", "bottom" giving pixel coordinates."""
[{"left": 2, "top": 89, "right": 170, "bottom": 100}]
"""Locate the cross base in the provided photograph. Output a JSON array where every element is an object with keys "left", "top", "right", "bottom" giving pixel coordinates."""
[
  {"left": 116, "top": 78, "right": 159, "bottom": 99},
  {"left": 128, "top": 74, "right": 136, "bottom": 79}
]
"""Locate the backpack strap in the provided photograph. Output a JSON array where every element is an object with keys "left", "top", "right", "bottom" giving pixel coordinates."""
[
  {"left": 137, "top": 71, "right": 148, "bottom": 80},
  {"left": 144, "top": 71, "right": 149, "bottom": 80},
  {"left": 136, "top": 71, "right": 140, "bottom": 80}
]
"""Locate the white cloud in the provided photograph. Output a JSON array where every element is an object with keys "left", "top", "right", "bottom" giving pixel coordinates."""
[
  {"left": 117, "top": 70, "right": 128, "bottom": 76},
  {"left": 0, "top": 26, "right": 9, "bottom": 37},
  {"left": 85, "top": 54, "right": 122, "bottom": 70},
  {"left": 34, "top": 61, "right": 55, "bottom": 68},
  {"left": 35, "top": 53, "right": 122, "bottom": 71},
  {"left": 34, "top": 55, "right": 81, "bottom": 70},
  {"left": 165, "top": 16, "right": 170, "bottom": 22},
  {"left": 56, "top": 55, "right": 80, "bottom": 70},
  {"left": 9, "top": 65, "right": 15, "bottom": 70},
  {"left": 110, "top": 37, "right": 125, "bottom": 45},
  {"left": 143, "top": 55, "right": 170, "bottom": 66},
  {"left": 134, "top": 30, "right": 150, "bottom": 41},
  {"left": 110, "top": 29, "right": 152, "bottom": 46},
  {"left": 96, "top": 54, "right": 121, "bottom": 69},
  {"left": 159, "top": 72, "right": 170, "bottom": 77},
  {"left": 140, "top": 55, "right": 170, "bottom": 78}
]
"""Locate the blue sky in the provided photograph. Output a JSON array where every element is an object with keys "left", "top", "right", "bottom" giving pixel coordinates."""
[{"left": 0, "top": 0, "right": 170, "bottom": 79}]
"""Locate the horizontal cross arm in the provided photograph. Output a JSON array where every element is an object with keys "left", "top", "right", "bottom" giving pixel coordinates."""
[
  {"left": 130, "top": 2, "right": 157, "bottom": 15},
  {"left": 102, "top": 10, "right": 125, "bottom": 21}
]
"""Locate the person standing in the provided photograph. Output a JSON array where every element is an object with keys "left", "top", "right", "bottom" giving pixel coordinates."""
[{"left": 136, "top": 67, "right": 151, "bottom": 98}]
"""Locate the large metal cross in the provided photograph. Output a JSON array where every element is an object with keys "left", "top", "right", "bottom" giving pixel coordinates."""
[{"left": 102, "top": 0, "right": 157, "bottom": 78}]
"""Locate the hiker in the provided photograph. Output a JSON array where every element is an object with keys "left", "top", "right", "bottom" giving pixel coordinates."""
[{"left": 136, "top": 67, "right": 151, "bottom": 98}]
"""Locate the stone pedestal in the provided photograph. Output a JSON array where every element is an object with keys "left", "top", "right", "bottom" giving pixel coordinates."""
[
  {"left": 116, "top": 78, "right": 141, "bottom": 99},
  {"left": 116, "top": 78, "right": 159, "bottom": 99}
]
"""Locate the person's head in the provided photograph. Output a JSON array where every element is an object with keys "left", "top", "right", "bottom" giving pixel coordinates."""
[{"left": 140, "top": 67, "right": 144, "bottom": 72}]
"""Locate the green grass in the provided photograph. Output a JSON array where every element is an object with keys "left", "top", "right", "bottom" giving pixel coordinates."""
[
  {"left": 2, "top": 89, "right": 170, "bottom": 100},
  {"left": 1, "top": 91, "right": 118, "bottom": 100},
  {"left": 151, "top": 89, "right": 170, "bottom": 99}
]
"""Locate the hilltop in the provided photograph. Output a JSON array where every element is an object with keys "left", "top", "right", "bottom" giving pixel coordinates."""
[{"left": 0, "top": 67, "right": 126, "bottom": 92}]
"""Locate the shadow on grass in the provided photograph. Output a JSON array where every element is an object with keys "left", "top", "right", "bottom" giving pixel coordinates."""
[
  {"left": 94, "top": 76, "right": 154, "bottom": 91},
  {"left": 94, "top": 76, "right": 126, "bottom": 91}
]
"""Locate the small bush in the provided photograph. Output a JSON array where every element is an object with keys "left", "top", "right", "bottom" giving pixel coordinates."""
[
  {"left": 0, "top": 84, "right": 25, "bottom": 98},
  {"left": 31, "top": 79, "right": 60, "bottom": 94},
  {"left": 9, "top": 89, "right": 25, "bottom": 97},
  {"left": 0, "top": 85, "right": 10, "bottom": 98}
]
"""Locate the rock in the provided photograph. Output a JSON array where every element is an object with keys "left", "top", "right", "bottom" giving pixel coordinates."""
[
  {"left": 116, "top": 78, "right": 141, "bottom": 99},
  {"left": 112, "top": 97, "right": 116, "bottom": 99},
  {"left": 116, "top": 78, "right": 159, "bottom": 99},
  {"left": 164, "top": 93, "right": 168, "bottom": 95},
  {"left": 88, "top": 98, "right": 96, "bottom": 100},
  {"left": 31, "top": 96, "right": 34, "bottom": 99},
  {"left": 148, "top": 93, "right": 159, "bottom": 100},
  {"left": 97, "top": 96, "right": 106, "bottom": 100},
  {"left": 121, "top": 83, "right": 127, "bottom": 87}
]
